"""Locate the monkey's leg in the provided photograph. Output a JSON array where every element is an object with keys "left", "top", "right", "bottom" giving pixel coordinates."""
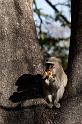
[
  {"left": 47, "top": 94, "right": 53, "bottom": 108},
  {"left": 48, "top": 94, "right": 52, "bottom": 103},
  {"left": 54, "top": 86, "right": 64, "bottom": 108},
  {"left": 44, "top": 79, "right": 53, "bottom": 108}
]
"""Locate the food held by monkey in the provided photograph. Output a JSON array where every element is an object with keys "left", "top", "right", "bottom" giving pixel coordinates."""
[{"left": 43, "top": 57, "right": 68, "bottom": 108}]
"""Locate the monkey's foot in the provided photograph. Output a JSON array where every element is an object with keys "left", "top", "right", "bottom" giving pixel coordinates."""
[
  {"left": 54, "top": 103, "right": 61, "bottom": 108},
  {"left": 47, "top": 103, "right": 53, "bottom": 109}
]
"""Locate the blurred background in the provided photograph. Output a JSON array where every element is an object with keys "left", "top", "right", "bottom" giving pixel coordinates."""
[{"left": 33, "top": 0, "right": 71, "bottom": 70}]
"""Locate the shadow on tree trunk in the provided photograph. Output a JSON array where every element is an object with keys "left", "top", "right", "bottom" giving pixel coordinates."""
[{"left": 9, "top": 74, "right": 43, "bottom": 103}]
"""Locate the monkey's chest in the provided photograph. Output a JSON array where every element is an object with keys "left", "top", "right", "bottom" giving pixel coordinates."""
[{"left": 48, "top": 77, "right": 60, "bottom": 93}]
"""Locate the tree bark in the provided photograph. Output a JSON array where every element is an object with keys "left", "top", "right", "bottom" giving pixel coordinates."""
[
  {"left": 0, "top": 0, "right": 47, "bottom": 124},
  {"left": 0, "top": 0, "right": 82, "bottom": 124},
  {"left": 67, "top": 0, "right": 82, "bottom": 96},
  {"left": 0, "top": 0, "right": 43, "bottom": 108}
]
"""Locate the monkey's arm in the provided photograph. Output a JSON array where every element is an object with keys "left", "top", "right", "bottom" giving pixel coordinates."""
[
  {"left": 43, "top": 72, "right": 48, "bottom": 80},
  {"left": 62, "top": 73, "right": 68, "bottom": 87}
]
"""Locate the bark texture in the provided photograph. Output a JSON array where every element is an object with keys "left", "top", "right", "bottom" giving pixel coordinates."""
[
  {"left": 0, "top": 0, "right": 43, "bottom": 107},
  {"left": 0, "top": 96, "right": 82, "bottom": 124},
  {"left": 0, "top": 0, "right": 82, "bottom": 124},
  {"left": 67, "top": 0, "right": 82, "bottom": 96}
]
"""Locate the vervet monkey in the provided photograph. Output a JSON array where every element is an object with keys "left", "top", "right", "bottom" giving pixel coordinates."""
[{"left": 43, "top": 57, "right": 68, "bottom": 108}]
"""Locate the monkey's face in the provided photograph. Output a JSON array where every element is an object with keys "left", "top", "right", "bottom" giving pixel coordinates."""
[
  {"left": 43, "top": 63, "right": 53, "bottom": 79},
  {"left": 45, "top": 62, "right": 59, "bottom": 75},
  {"left": 45, "top": 63, "right": 54, "bottom": 71}
]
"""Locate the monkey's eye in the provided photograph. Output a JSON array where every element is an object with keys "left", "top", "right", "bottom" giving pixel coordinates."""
[
  {"left": 45, "top": 63, "right": 50, "bottom": 68},
  {"left": 49, "top": 64, "right": 54, "bottom": 68},
  {"left": 46, "top": 63, "right": 54, "bottom": 69}
]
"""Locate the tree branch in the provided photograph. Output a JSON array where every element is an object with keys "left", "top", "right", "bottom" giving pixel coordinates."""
[
  {"left": 45, "top": 0, "right": 71, "bottom": 27},
  {"left": 55, "top": 2, "right": 71, "bottom": 8},
  {"left": 34, "top": 0, "right": 43, "bottom": 37}
]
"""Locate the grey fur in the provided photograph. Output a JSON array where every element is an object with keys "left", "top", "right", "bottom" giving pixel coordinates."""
[{"left": 43, "top": 57, "right": 68, "bottom": 108}]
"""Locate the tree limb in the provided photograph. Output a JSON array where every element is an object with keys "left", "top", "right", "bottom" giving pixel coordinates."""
[{"left": 45, "top": 0, "right": 71, "bottom": 27}]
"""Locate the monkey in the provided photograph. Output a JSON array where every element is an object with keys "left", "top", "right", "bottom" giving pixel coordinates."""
[{"left": 43, "top": 57, "right": 68, "bottom": 108}]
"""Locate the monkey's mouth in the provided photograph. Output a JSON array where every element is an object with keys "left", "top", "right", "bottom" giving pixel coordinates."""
[{"left": 46, "top": 70, "right": 52, "bottom": 75}]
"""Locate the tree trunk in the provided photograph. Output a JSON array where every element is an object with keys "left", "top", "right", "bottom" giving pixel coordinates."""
[
  {"left": 0, "top": 0, "right": 43, "bottom": 108},
  {"left": 0, "top": 0, "right": 82, "bottom": 124},
  {"left": 0, "top": 0, "right": 47, "bottom": 124},
  {"left": 67, "top": 0, "right": 82, "bottom": 96}
]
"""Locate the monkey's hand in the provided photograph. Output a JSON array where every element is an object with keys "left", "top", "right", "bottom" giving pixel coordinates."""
[
  {"left": 45, "top": 79, "right": 50, "bottom": 86},
  {"left": 43, "top": 70, "right": 52, "bottom": 79},
  {"left": 43, "top": 72, "right": 48, "bottom": 79}
]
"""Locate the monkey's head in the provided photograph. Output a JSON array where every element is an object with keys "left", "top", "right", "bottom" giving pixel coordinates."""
[
  {"left": 43, "top": 57, "right": 61, "bottom": 79},
  {"left": 45, "top": 57, "right": 61, "bottom": 71}
]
